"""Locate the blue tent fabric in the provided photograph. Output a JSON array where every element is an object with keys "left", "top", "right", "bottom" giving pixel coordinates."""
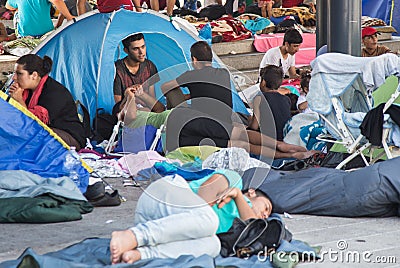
[
  {"left": 33, "top": 9, "right": 249, "bottom": 122},
  {"left": 362, "top": 0, "right": 400, "bottom": 36},
  {"left": 0, "top": 92, "right": 89, "bottom": 193},
  {"left": 0, "top": 237, "right": 317, "bottom": 268}
]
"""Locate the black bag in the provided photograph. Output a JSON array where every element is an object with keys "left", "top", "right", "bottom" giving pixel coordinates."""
[
  {"left": 275, "top": 18, "right": 298, "bottom": 33},
  {"left": 92, "top": 108, "right": 118, "bottom": 142},
  {"left": 199, "top": 4, "right": 226, "bottom": 20},
  {"left": 75, "top": 100, "right": 92, "bottom": 139},
  {"left": 218, "top": 217, "right": 292, "bottom": 258}
]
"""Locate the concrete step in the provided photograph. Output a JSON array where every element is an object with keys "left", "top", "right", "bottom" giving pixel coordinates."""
[
  {"left": 231, "top": 69, "right": 260, "bottom": 84},
  {"left": 212, "top": 39, "right": 256, "bottom": 56},
  {"left": 219, "top": 52, "right": 263, "bottom": 71},
  {"left": 380, "top": 36, "right": 400, "bottom": 54}
]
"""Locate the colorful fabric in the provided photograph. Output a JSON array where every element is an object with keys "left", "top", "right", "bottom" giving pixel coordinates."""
[
  {"left": 272, "top": 7, "right": 316, "bottom": 27},
  {"left": 197, "top": 16, "right": 252, "bottom": 43},
  {"left": 242, "top": 17, "right": 272, "bottom": 34},
  {"left": 118, "top": 151, "right": 166, "bottom": 176},
  {"left": 283, "top": 113, "right": 327, "bottom": 151},
  {"left": 154, "top": 159, "right": 215, "bottom": 181}
]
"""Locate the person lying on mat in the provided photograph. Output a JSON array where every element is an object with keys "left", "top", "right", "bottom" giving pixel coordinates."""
[
  {"left": 113, "top": 33, "right": 165, "bottom": 113},
  {"left": 110, "top": 169, "right": 272, "bottom": 264},
  {"left": 8, "top": 54, "right": 86, "bottom": 150},
  {"left": 242, "top": 156, "right": 400, "bottom": 218}
]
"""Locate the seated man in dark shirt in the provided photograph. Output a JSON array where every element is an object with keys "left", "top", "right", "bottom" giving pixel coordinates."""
[
  {"left": 162, "top": 41, "right": 313, "bottom": 160},
  {"left": 249, "top": 65, "right": 292, "bottom": 141},
  {"left": 113, "top": 33, "right": 165, "bottom": 113}
]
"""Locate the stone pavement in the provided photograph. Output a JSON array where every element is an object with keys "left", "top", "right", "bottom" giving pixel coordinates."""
[{"left": 0, "top": 177, "right": 399, "bottom": 267}]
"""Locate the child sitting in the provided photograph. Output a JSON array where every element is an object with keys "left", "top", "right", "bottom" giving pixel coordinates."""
[
  {"left": 296, "top": 72, "right": 312, "bottom": 113},
  {"left": 249, "top": 65, "right": 292, "bottom": 141}
]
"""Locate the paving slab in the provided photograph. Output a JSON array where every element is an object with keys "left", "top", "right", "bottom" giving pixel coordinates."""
[{"left": 1, "top": 176, "right": 399, "bottom": 267}]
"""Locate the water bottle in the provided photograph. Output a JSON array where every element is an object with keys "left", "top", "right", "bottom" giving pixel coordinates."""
[{"left": 63, "top": 146, "right": 81, "bottom": 185}]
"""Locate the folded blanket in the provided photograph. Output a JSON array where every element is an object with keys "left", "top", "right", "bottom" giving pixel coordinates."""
[{"left": 0, "top": 193, "right": 93, "bottom": 223}]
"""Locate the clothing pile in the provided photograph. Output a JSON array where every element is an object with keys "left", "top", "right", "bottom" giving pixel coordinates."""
[
  {"left": 362, "top": 16, "right": 397, "bottom": 34},
  {"left": 272, "top": 6, "right": 316, "bottom": 27},
  {"left": 195, "top": 15, "right": 252, "bottom": 42}
]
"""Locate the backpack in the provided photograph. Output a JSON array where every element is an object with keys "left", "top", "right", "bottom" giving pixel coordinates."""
[
  {"left": 75, "top": 100, "right": 93, "bottom": 139},
  {"left": 275, "top": 18, "right": 298, "bottom": 33},
  {"left": 92, "top": 108, "right": 118, "bottom": 143},
  {"left": 217, "top": 216, "right": 292, "bottom": 258}
]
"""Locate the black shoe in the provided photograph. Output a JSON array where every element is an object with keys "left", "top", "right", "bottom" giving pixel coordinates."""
[
  {"left": 84, "top": 181, "right": 105, "bottom": 200},
  {"left": 89, "top": 190, "right": 121, "bottom": 207}
]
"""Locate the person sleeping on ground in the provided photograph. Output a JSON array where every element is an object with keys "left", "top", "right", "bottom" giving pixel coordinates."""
[
  {"left": 242, "top": 156, "right": 400, "bottom": 217},
  {"left": 119, "top": 79, "right": 316, "bottom": 160},
  {"left": 109, "top": 169, "right": 272, "bottom": 264},
  {"left": 8, "top": 54, "right": 86, "bottom": 150}
]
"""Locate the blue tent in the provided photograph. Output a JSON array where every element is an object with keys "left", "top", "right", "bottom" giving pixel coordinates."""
[
  {"left": 362, "top": 0, "right": 399, "bottom": 36},
  {"left": 33, "top": 9, "right": 249, "bottom": 121},
  {"left": 0, "top": 92, "right": 90, "bottom": 193}
]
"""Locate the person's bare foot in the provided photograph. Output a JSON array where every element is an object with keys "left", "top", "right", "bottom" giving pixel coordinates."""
[
  {"left": 110, "top": 230, "right": 138, "bottom": 264},
  {"left": 121, "top": 249, "right": 141, "bottom": 264}
]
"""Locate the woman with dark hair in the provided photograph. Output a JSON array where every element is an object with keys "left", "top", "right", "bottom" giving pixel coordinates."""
[{"left": 8, "top": 54, "right": 86, "bottom": 150}]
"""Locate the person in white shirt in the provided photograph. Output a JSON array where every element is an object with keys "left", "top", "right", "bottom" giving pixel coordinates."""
[
  {"left": 259, "top": 28, "right": 303, "bottom": 79},
  {"left": 296, "top": 72, "right": 312, "bottom": 113}
]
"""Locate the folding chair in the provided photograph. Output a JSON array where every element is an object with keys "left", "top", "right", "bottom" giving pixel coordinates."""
[
  {"left": 105, "top": 121, "right": 165, "bottom": 156},
  {"left": 307, "top": 53, "right": 400, "bottom": 169}
]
